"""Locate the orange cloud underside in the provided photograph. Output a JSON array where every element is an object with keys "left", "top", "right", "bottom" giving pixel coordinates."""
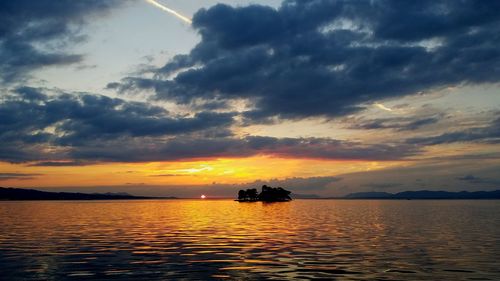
[{"left": 0, "top": 156, "right": 404, "bottom": 188}]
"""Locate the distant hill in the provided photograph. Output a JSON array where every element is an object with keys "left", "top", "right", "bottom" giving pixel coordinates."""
[
  {"left": 343, "top": 190, "right": 500, "bottom": 199},
  {"left": 0, "top": 187, "right": 175, "bottom": 200}
]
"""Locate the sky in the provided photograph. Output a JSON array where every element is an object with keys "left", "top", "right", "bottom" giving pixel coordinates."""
[{"left": 1, "top": 0, "right": 499, "bottom": 197}]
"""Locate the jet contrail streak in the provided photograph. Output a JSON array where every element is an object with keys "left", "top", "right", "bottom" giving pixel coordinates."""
[{"left": 145, "top": 0, "right": 192, "bottom": 24}]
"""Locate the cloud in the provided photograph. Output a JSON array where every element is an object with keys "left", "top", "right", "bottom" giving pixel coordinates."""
[
  {"left": 457, "top": 175, "right": 500, "bottom": 185},
  {"left": 0, "top": 87, "right": 420, "bottom": 164},
  {"left": 3, "top": 0, "right": 498, "bottom": 167},
  {"left": 0, "top": 87, "right": 235, "bottom": 162},
  {"left": 361, "top": 182, "right": 402, "bottom": 190},
  {"left": 67, "top": 135, "right": 419, "bottom": 163},
  {"left": 407, "top": 115, "right": 500, "bottom": 145},
  {"left": 347, "top": 115, "right": 442, "bottom": 131},
  {"left": 149, "top": 174, "right": 187, "bottom": 177},
  {"left": 0, "top": 0, "right": 125, "bottom": 82},
  {"left": 458, "top": 175, "right": 481, "bottom": 182},
  {"left": 112, "top": 0, "right": 500, "bottom": 122},
  {"left": 1, "top": 87, "right": 235, "bottom": 141},
  {"left": 0, "top": 173, "right": 41, "bottom": 181},
  {"left": 250, "top": 176, "right": 342, "bottom": 191},
  {"left": 27, "top": 161, "right": 91, "bottom": 167},
  {"left": 324, "top": 157, "right": 500, "bottom": 195}
]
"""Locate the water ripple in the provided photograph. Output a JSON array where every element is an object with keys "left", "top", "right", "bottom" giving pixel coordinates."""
[{"left": 0, "top": 200, "right": 499, "bottom": 280}]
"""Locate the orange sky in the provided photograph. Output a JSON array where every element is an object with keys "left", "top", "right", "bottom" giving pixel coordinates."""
[{"left": 0, "top": 156, "right": 403, "bottom": 188}]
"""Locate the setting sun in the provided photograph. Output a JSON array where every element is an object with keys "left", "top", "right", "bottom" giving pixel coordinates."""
[{"left": 200, "top": 195, "right": 206, "bottom": 199}]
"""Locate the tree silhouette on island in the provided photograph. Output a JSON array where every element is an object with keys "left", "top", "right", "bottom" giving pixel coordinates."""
[{"left": 237, "top": 185, "right": 292, "bottom": 202}]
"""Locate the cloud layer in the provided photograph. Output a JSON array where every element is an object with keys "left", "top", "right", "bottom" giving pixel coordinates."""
[
  {"left": 0, "top": 173, "right": 41, "bottom": 181},
  {"left": 114, "top": 0, "right": 500, "bottom": 122},
  {"left": 0, "top": 87, "right": 419, "bottom": 164},
  {"left": 0, "top": 0, "right": 124, "bottom": 82}
]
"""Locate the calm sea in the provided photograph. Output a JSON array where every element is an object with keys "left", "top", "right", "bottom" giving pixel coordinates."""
[{"left": 1, "top": 200, "right": 499, "bottom": 280}]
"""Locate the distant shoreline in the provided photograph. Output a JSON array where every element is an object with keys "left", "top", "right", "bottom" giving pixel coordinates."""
[
  {"left": 0, "top": 187, "right": 176, "bottom": 201},
  {"left": 328, "top": 190, "right": 500, "bottom": 200},
  {"left": 2, "top": 187, "right": 500, "bottom": 201},
  {"left": 297, "top": 197, "right": 500, "bottom": 200},
  {"left": 2, "top": 197, "right": 499, "bottom": 202}
]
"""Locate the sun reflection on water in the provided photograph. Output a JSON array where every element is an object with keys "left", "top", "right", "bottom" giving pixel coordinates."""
[{"left": 0, "top": 200, "right": 499, "bottom": 280}]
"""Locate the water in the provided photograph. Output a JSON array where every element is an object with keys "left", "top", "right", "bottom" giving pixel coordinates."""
[{"left": 0, "top": 200, "right": 499, "bottom": 280}]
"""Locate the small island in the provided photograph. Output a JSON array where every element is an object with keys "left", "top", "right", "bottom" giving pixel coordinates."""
[{"left": 236, "top": 185, "right": 292, "bottom": 202}]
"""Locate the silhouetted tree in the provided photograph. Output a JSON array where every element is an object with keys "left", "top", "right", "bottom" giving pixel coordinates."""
[
  {"left": 238, "top": 190, "right": 247, "bottom": 200},
  {"left": 258, "top": 185, "right": 292, "bottom": 202},
  {"left": 276, "top": 187, "right": 291, "bottom": 200},
  {"left": 246, "top": 188, "right": 258, "bottom": 201},
  {"left": 237, "top": 185, "right": 291, "bottom": 202}
]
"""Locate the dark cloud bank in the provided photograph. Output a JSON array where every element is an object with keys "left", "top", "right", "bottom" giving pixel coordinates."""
[
  {"left": 113, "top": 0, "right": 500, "bottom": 122},
  {"left": 0, "top": 88, "right": 418, "bottom": 164},
  {"left": 407, "top": 115, "right": 500, "bottom": 145},
  {"left": 1, "top": 0, "right": 500, "bottom": 165}
]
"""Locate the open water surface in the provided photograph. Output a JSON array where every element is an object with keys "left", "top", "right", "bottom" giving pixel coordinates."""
[{"left": 1, "top": 199, "right": 499, "bottom": 280}]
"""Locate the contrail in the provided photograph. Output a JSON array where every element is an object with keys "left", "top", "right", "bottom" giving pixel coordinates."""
[{"left": 145, "top": 0, "right": 192, "bottom": 24}]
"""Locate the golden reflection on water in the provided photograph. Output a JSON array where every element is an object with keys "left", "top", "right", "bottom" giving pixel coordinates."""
[{"left": 0, "top": 200, "right": 500, "bottom": 280}]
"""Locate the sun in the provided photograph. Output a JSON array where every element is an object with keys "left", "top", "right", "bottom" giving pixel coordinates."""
[{"left": 200, "top": 194, "right": 206, "bottom": 199}]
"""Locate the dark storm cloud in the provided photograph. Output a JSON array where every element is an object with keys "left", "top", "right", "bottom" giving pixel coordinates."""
[
  {"left": 0, "top": 173, "right": 41, "bottom": 181},
  {"left": 407, "top": 116, "right": 500, "bottom": 145},
  {"left": 0, "top": 0, "right": 124, "bottom": 82},
  {"left": 112, "top": 0, "right": 500, "bottom": 121}
]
